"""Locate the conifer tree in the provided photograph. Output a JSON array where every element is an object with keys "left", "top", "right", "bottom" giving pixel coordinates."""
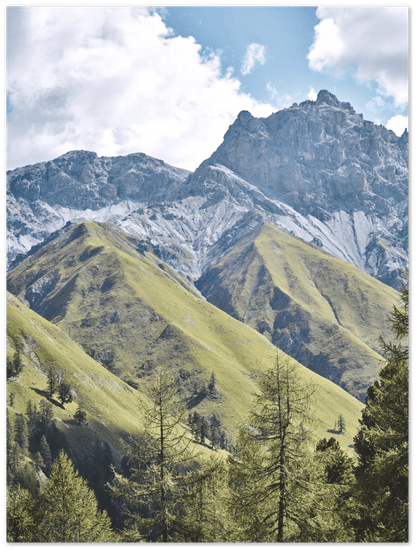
[
  {"left": 39, "top": 399, "right": 54, "bottom": 427},
  {"left": 208, "top": 372, "right": 216, "bottom": 394},
  {"left": 110, "top": 365, "right": 197, "bottom": 542},
  {"left": 7, "top": 412, "right": 19, "bottom": 482},
  {"left": 353, "top": 282, "right": 408, "bottom": 542},
  {"left": 37, "top": 450, "right": 117, "bottom": 542},
  {"left": 179, "top": 458, "right": 227, "bottom": 542},
  {"left": 227, "top": 352, "right": 317, "bottom": 542},
  {"left": 74, "top": 405, "right": 87, "bottom": 425},
  {"left": 58, "top": 380, "right": 73, "bottom": 407},
  {"left": 46, "top": 368, "right": 59, "bottom": 398},
  {"left": 337, "top": 414, "right": 346, "bottom": 434},
  {"left": 7, "top": 485, "right": 38, "bottom": 542},
  {"left": 14, "top": 413, "right": 29, "bottom": 453},
  {"left": 39, "top": 435, "right": 52, "bottom": 475}
]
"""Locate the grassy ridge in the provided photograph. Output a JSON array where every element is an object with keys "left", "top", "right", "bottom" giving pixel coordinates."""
[
  {"left": 7, "top": 221, "right": 364, "bottom": 451},
  {"left": 196, "top": 223, "right": 399, "bottom": 401}
]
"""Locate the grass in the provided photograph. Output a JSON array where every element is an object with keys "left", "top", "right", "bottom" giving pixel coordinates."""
[
  {"left": 196, "top": 223, "right": 399, "bottom": 402},
  {"left": 7, "top": 221, "right": 365, "bottom": 453}
]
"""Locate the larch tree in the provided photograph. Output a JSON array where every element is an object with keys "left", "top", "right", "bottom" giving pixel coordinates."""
[
  {"left": 14, "top": 413, "right": 29, "bottom": 453},
  {"left": 227, "top": 352, "right": 317, "bottom": 542},
  {"left": 353, "top": 281, "right": 408, "bottom": 542},
  {"left": 37, "top": 450, "right": 117, "bottom": 542},
  {"left": 110, "top": 365, "right": 198, "bottom": 542},
  {"left": 7, "top": 485, "right": 38, "bottom": 542}
]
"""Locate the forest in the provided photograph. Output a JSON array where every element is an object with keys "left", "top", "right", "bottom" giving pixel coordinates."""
[{"left": 7, "top": 282, "right": 408, "bottom": 543}]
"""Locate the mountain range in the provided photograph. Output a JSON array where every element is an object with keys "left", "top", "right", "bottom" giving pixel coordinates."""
[
  {"left": 6, "top": 90, "right": 408, "bottom": 459},
  {"left": 8, "top": 90, "right": 408, "bottom": 290}
]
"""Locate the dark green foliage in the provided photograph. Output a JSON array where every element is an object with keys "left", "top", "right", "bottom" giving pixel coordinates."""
[
  {"left": 14, "top": 413, "right": 29, "bottom": 453},
  {"left": 46, "top": 367, "right": 59, "bottom": 397},
  {"left": 39, "top": 435, "right": 52, "bottom": 475},
  {"left": 9, "top": 392, "right": 15, "bottom": 407},
  {"left": 316, "top": 437, "right": 353, "bottom": 486},
  {"left": 337, "top": 414, "right": 346, "bottom": 434},
  {"left": 28, "top": 406, "right": 72, "bottom": 469},
  {"left": 353, "top": 282, "right": 408, "bottom": 542},
  {"left": 5, "top": 407, "right": 19, "bottom": 483},
  {"left": 74, "top": 405, "right": 87, "bottom": 425},
  {"left": 208, "top": 371, "right": 216, "bottom": 393},
  {"left": 26, "top": 400, "right": 41, "bottom": 431},
  {"left": 188, "top": 410, "right": 230, "bottom": 450},
  {"left": 34, "top": 451, "right": 46, "bottom": 471},
  {"left": 7, "top": 351, "right": 23, "bottom": 379},
  {"left": 58, "top": 380, "right": 73, "bottom": 407},
  {"left": 39, "top": 399, "right": 54, "bottom": 427},
  {"left": 37, "top": 451, "right": 117, "bottom": 542}
]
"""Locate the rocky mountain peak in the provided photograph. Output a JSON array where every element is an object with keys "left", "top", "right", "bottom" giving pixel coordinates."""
[
  {"left": 315, "top": 89, "right": 341, "bottom": 106},
  {"left": 6, "top": 90, "right": 408, "bottom": 290}
]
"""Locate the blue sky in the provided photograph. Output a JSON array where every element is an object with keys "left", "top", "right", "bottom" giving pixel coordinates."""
[{"left": 6, "top": 6, "right": 408, "bottom": 171}]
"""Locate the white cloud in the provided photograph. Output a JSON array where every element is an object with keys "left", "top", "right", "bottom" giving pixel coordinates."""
[
  {"left": 366, "top": 96, "right": 385, "bottom": 112},
  {"left": 241, "top": 43, "right": 266, "bottom": 76},
  {"left": 307, "top": 87, "right": 317, "bottom": 101},
  {"left": 266, "top": 83, "right": 293, "bottom": 110},
  {"left": 308, "top": 7, "right": 408, "bottom": 106},
  {"left": 7, "top": 7, "right": 274, "bottom": 171},
  {"left": 386, "top": 115, "right": 408, "bottom": 136}
]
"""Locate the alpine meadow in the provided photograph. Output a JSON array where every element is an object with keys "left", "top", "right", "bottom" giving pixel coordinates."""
[{"left": 6, "top": 6, "right": 408, "bottom": 544}]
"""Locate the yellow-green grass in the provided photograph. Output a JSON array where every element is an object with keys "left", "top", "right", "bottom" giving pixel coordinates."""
[
  {"left": 198, "top": 223, "right": 398, "bottom": 400},
  {"left": 7, "top": 222, "right": 364, "bottom": 452},
  {"left": 7, "top": 292, "right": 213, "bottom": 463}
]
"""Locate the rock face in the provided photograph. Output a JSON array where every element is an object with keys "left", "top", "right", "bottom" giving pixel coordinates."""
[
  {"left": 8, "top": 150, "right": 189, "bottom": 209},
  {"left": 7, "top": 90, "right": 408, "bottom": 289},
  {"left": 206, "top": 90, "right": 408, "bottom": 217}
]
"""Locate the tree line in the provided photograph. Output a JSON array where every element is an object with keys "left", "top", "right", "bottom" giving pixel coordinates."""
[{"left": 6, "top": 282, "right": 408, "bottom": 542}]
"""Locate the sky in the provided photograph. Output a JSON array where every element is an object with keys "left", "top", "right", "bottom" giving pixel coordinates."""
[{"left": 6, "top": 5, "right": 409, "bottom": 172}]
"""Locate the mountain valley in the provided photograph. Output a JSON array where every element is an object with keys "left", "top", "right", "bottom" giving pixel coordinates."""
[{"left": 6, "top": 91, "right": 408, "bottom": 530}]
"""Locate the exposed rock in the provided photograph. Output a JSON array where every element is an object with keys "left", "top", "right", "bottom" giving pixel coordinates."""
[{"left": 6, "top": 90, "right": 408, "bottom": 289}]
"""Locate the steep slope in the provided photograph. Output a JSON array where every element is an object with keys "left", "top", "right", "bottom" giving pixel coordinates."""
[
  {"left": 7, "top": 91, "right": 408, "bottom": 289},
  {"left": 7, "top": 150, "right": 190, "bottom": 264},
  {"left": 7, "top": 221, "right": 363, "bottom": 448},
  {"left": 196, "top": 223, "right": 399, "bottom": 401},
  {"left": 7, "top": 291, "right": 150, "bottom": 463},
  {"left": 183, "top": 90, "right": 408, "bottom": 287}
]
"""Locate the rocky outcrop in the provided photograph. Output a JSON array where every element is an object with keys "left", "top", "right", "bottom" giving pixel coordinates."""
[{"left": 6, "top": 90, "right": 408, "bottom": 289}]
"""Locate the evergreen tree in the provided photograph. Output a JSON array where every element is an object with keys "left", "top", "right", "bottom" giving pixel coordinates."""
[
  {"left": 353, "top": 282, "right": 408, "bottom": 542},
  {"left": 208, "top": 372, "right": 216, "bottom": 394},
  {"left": 200, "top": 416, "right": 209, "bottom": 445},
  {"left": 7, "top": 412, "right": 19, "bottom": 482},
  {"left": 39, "top": 435, "right": 52, "bottom": 475},
  {"left": 46, "top": 368, "right": 59, "bottom": 398},
  {"left": 74, "top": 405, "right": 87, "bottom": 425},
  {"left": 58, "top": 380, "right": 73, "bottom": 407},
  {"left": 37, "top": 450, "right": 117, "bottom": 542},
  {"left": 34, "top": 451, "right": 46, "bottom": 472},
  {"left": 227, "top": 352, "right": 317, "bottom": 542},
  {"left": 179, "top": 458, "right": 227, "bottom": 542},
  {"left": 7, "top": 351, "right": 23, "bottom": 379},
  {"left": 337, "top": 414, "right": 346, "bottom": 434},
  {"left": 14, "top": 413, "right": 29, "bottom": 453},
  {"left": 110, "top": 365, "right": 197, "bottom": 542},
  {"left": 39, "top": 399, "right": 54, "bottom": 427},
  {"left": 7, "top": 485, "right": 38, "bottom": 542}
]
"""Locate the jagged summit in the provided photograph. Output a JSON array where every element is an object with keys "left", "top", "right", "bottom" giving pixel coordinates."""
[{"left": 6, "top": 90, "right": 408, "bottom": 289}]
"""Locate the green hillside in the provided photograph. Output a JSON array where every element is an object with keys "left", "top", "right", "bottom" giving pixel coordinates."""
[
  {"left": 7, "top": 221, "right": 363, "bottom": 451},
  {"left": 196, "top": 223, "right": 399, "bottom": 401}
]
